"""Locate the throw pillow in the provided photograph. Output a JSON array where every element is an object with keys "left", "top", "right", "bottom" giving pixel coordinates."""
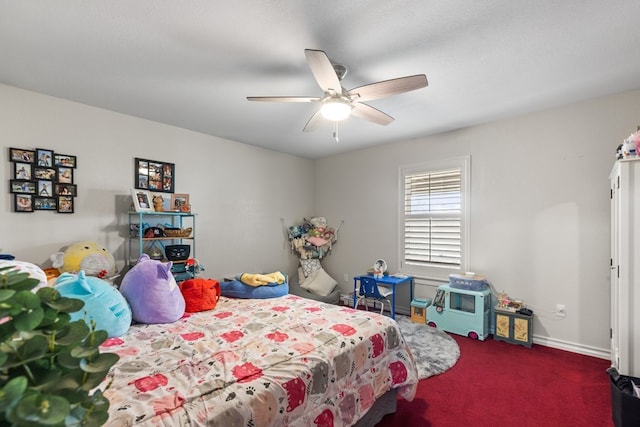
[
  {"left": 300, "top": 268, "right": 337, "bottom": 297},
  {"left": 300, "top": 258, "right": 321, "bottom": 277}
]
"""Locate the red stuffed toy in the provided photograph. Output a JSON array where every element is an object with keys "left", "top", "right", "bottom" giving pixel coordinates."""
[{"left": 179, "top": 278, "right": 221, "bottom": 313}]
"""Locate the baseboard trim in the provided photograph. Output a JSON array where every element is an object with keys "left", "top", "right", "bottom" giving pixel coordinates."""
[
  {"left": 532, "top": 334, "right": 611, "bottom": 360},
  {"left": 367, "top": 303, "right": 611, "bottom": 361}
]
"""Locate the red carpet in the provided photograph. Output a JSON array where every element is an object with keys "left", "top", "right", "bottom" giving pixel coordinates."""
[{"left": 378, "top": 334, "right": 613, "bottom": 426}]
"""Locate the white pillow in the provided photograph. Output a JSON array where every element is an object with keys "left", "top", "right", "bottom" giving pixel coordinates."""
[
  {"left": 298, "top": 267, "right": 306, "bottom": 285},
  {"left": 299, "top": 268, "right": 337, "bottom": 296},
  {"left": 300, "top": 258, "right": 322, "bottom": 277}
]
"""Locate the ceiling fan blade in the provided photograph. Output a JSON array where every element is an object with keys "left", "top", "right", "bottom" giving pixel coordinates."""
[
  {"left": 246, "top": 96, "right": 320, "bottom": 103},
  {"left": 305, "top": 49, "right": 342, "bottom": 94},
  {"left": 303, "top": 109, "right": 323, "bottom": 132},
  {"left": 348, "top": 74, "right": 428, "bottom": 102},
  {"left": 351, "top": 102, "right": 395, "bottom": 126}
]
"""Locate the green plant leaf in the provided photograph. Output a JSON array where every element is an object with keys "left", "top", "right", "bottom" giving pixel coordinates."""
[
  {"left": 81, "top": 410, "right": 110, "bottom": 427},
  {"left": 8, "top": 277, "right": 39, "bottom": 293},
  {"left": 37, "top": 307, "right": 62, "bottom": 329},
  {"left": 81, "top": 372, "right": 111, "bottom": 391},
  {"left": 48, "top": 370, "right": 84, "bottom": 393},
  {"left": 14, "top": 307, "right": 44, "bottom": 331},
  {"left": 0, "top": 376, "right": 27, "bottom": 411},
  {"left": 79, "top": 353, "right": 120, "bottom": 373},
  {"left": 14, "top": 392, "right": 70, "bottom": 425},
  {"left": 2, "top": 335, "right": 48, "bottom": 369},
  {"left": 56, "top": 348, "right": 81, "bottom": 369},
  {"left": 82, "top": 389, "right": 110, "bottom": 411},
  {"left": 13, "top": 290, "right": 40, "bottom": 309},
  {"left": 0, "top": 270, "right": 115, "bottom": 427},
  {"left": 29, "top": 368, "right": 62, "bottom": 392},
  {"left": 67, "top": 394, "right": 110, "bottom": 427},
  {"left": 70, "top": 345, "right": 98, "bottom": 359},
  {"left": 0, "top": 288, "right": 16, "bottom": 301},
  {"left": 48, "top": 297, "right": 85, "bottom": 314},
  {"left": 54, "top": 369, "right": 109, "bottom": 392},
  {"left": 86, "top": 330, "right": 109, "bottom": 348},
  {"left": 56, "top": 321, "right": 89, "bottom": 346},
  {"left": 36, "top": 287, "right": 60, "bottom": 304}
]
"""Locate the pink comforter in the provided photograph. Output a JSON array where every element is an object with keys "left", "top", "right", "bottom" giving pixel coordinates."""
[{"left": 101, "top": 295, "right": 418, "bottom": 426}]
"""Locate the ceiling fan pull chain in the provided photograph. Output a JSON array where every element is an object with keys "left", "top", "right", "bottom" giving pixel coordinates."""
[{"left": 333, "top": 121, "right": 339, "bottom": 143}]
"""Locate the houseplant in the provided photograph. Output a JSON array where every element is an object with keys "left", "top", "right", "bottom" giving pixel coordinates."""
[{"left": 0, "top": 266, "right": 119, "bottom": 426}]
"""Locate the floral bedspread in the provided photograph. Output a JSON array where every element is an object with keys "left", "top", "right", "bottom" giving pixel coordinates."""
[{"left": 101, "top": 295, "right": 418, "bottom": 427}]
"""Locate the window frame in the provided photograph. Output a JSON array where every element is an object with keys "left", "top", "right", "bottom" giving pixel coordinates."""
[{"left": 398, "top": 156, "right": 470, "bottom": 280}]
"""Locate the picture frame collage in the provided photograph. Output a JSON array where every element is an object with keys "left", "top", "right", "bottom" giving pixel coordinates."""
[
  {"left": 134, "top": 157, "right": 174, "bottom": 193},
  {"left": 131, "top": 157, "right": 191, "bottom": 213},
  {"left": 9, "top": 147, "right": 77, "bottom": 213}
]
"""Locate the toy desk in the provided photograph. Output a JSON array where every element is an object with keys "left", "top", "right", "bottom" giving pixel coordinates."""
[{"left": 353, "top": 275, "right": 414, "bottom": 319}]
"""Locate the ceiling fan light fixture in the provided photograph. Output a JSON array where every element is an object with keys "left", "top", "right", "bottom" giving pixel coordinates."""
[{"left": 321, "top": 98, "right": 351, "bottom": 121}]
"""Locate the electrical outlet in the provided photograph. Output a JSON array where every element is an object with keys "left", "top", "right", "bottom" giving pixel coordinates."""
[
  {"left": 556, "top": 304, "right": 566, "bottom": 317},
  {"left": 343, "top": 273, "right": 349, "bottom": 282}
]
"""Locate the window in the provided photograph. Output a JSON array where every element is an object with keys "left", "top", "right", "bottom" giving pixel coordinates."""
[{"left": 399, "top": 157, "right": 469, "bottom": 279}]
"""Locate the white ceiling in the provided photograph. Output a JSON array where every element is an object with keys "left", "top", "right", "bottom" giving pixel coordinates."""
[{"left": 1, "top": 1, "right": 640, "bottom": 159}]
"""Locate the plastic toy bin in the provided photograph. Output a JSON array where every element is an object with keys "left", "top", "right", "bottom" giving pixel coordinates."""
[
  {"left": 608, "top": 367, "right": 640, "bottom": 427},
  {"left": 410, "top": 298, "right": 431, "bottom": 324},
  {"left": 448, "top": 274, "right": 488, "bottom": 291}
]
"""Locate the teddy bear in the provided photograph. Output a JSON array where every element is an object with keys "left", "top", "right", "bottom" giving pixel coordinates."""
[
  {"left": 50, "top": 240, "right": 116, "bottom": 279},
  {"left": 152, "top": 195, "right": 164, "bottom": 211}
]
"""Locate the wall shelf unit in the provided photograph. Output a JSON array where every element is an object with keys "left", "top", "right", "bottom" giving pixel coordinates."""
[{"left": 128, "top": 211, "right": 196, "bottom": 282}]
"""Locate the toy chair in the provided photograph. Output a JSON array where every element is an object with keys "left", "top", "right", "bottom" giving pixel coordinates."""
[{"left": 354, "top": 276, "right": 393, "bottom": 315}]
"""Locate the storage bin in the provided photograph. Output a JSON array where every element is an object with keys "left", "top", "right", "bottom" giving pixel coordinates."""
[
  {"left": 410, "top": 298, "right": 431, "bottom": 324},
  {"left": 448, "top": 274, "right": 488, "bottom": 291},
  {"left": 608, "top": 367, "right": 640, "bottom": 427}
]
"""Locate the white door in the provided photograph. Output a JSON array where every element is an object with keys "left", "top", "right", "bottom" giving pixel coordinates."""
[{"left": 610, "top": 163, "right": 621, "bottom": 371}]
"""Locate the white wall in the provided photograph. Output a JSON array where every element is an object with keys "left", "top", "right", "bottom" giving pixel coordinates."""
[
  {"left": 3, "top": 83, "right": 638, "bottom": 357},
  {"left": 0, "top": 84, "right": 314, "bottom": 279},
  {"left": 316, "top": 89, "right": 640, "bottom": 357}
]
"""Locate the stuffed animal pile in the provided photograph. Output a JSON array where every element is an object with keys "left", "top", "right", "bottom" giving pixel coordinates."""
[{"left": 288, "top": 217, "right": 339, "bottom": 260}]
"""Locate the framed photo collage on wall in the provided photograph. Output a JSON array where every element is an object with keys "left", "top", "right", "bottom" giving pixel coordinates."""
[{"left": 9, "top": 147, "right": 77, "bottom": 213}]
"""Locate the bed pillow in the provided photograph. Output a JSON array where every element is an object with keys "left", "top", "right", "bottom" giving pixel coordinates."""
[
  {"left": 299, "top": 268, "right": 337, "bottom": 297},
  {"left": 0, "top": 259, "right": 48, "bottom": 291},
  {"left": 221, "top": 279, "right": 288, "bottom": 299},
  {"left": 300, "top": 258, "right": 321, "bottom": 277}
]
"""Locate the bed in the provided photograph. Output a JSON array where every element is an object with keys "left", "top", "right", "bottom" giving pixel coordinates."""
[{"left": 100, "top": 294, "right": 418, "bottom": 426}]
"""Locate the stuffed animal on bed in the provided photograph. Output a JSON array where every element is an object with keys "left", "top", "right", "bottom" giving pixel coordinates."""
[
  {"left": 0, "top": 259, "right": 48, "bottom": 291},
  {"left": 54, "top": 271, "right": 132, "bottom": 337},
  {"left": 179, "top": 278, "right": 220, "bottom": 312},
  {"left": 119, "top": 254, "right": 185, "bottom": 324},
  {"left": 50, "top": 240, "right": 116, "bottom": 278}
]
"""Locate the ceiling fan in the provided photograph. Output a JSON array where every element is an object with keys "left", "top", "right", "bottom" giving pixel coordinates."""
[{"left": 247, "top": 49, "right": 428, "bottom": 141}]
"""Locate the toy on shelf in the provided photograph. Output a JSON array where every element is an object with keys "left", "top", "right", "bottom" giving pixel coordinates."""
[
  {"left": 496, "top": 291, "right": 524, "bottom": 312},
  {"left": 617, "top": 129, "right": 640, "bottom": 159}
]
